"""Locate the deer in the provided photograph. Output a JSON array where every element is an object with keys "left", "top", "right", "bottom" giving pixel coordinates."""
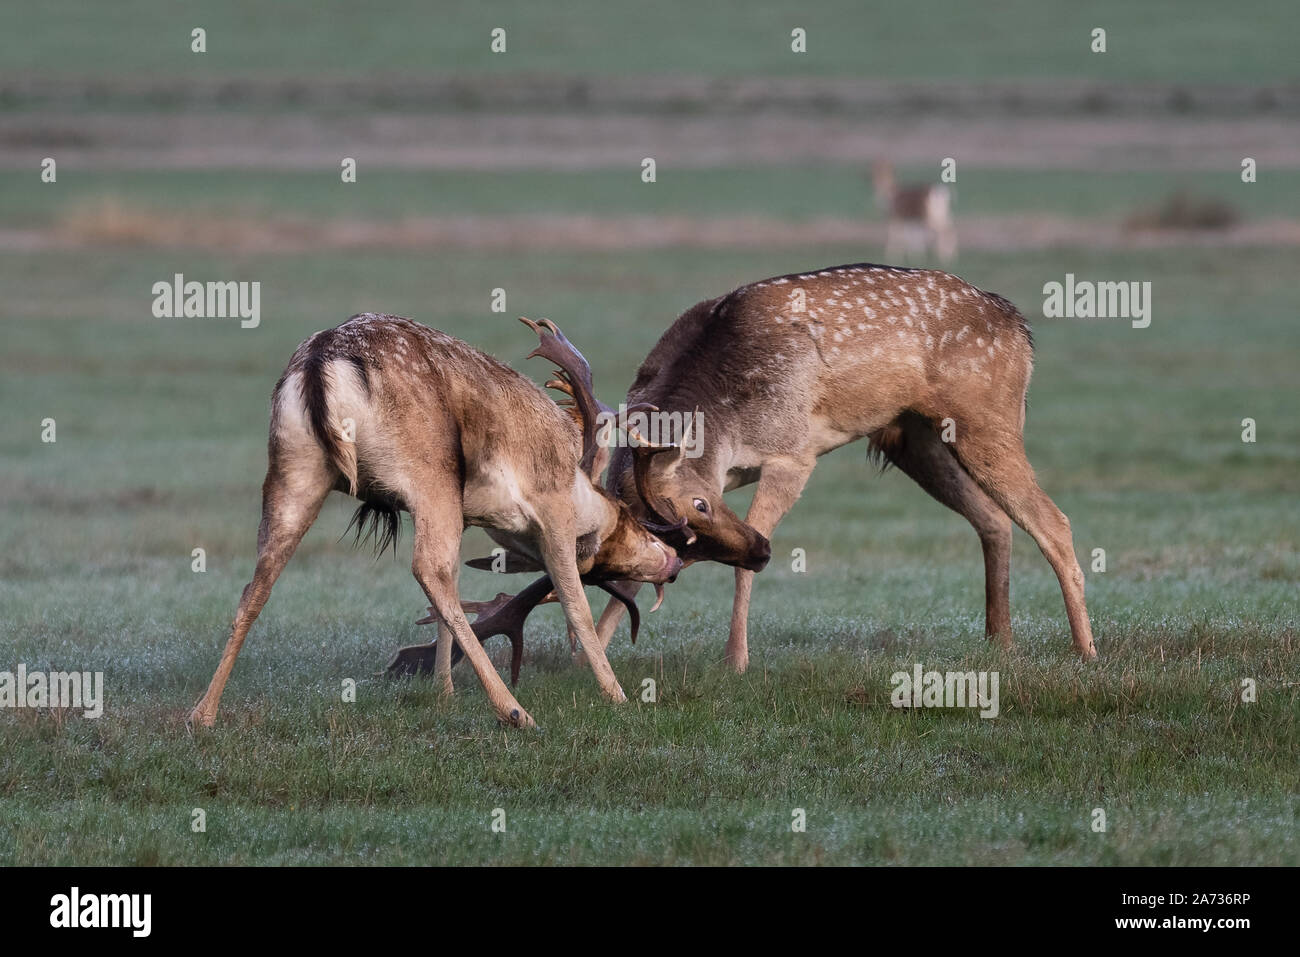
[
  {"left": 589, "top": 261, "right": 1097, "bottom": 672},
  {"left": 872, "top": 161, "right": 957, "bottom": 266},
  {"left": 188, "top": 313, "right": 682, "bottom": 731}
]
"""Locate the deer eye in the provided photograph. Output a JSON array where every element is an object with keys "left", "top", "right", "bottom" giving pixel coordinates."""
[{"left": 693, "top": 498, "right": 709, "bottom": 514}]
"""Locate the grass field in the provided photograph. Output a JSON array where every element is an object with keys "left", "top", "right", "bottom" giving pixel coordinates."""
[
  {"left": 5, "top": 0, "right": 1299, "bottom": 82},
  {"left": 8, "top": 168, "right": 1300, "bottom": 227},
  {"left": 2, "top": 242, "right": 1297, "bottom": 864},
  {"left": 2, "top": 1, "right": 1298, "bottom": 866}
]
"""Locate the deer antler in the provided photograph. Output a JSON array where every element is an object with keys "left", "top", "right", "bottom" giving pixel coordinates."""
[
  {"left": 545, "top": 377, "right": 586, "bottom": 431},
  {"left": 388, "top": 576, "right": 558, "bottom": 684},
  {"left": 385, "top": 571, "right": 656, "bottom": 684},
  {"left": 596, "top": 580, "right": 642, "bottom": 643},
  {"left": 520, "top": 317, "right": 608, "bottom": 477}
]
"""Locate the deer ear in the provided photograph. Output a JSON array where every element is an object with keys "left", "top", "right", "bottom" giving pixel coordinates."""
[
  {"left": 588, "top": 441, "right": 612, "bottom": 483},
  {"left": 641, "top": 442, "right": 685, "bottom": 479},
  {"left": 465, "top": 552, "right": 545, "bottom": 573}
]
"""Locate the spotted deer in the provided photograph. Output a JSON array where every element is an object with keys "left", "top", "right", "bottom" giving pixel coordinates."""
[
  {"left": 593, "top": 262, "right": 1097, "bottom": 670},
  {"left": 189, "top": 314, "right": 681, "bottom": 730},
  {"left": 873, "top": 161, "right": 957, "bottom": 265}
]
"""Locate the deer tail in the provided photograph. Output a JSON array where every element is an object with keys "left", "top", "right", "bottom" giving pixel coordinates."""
[
  {"left": 866, "top": 421, "right": 905, "bottom": 472},
  {"left": 300, "top": 332, "right": 363, "bottom": 496}
]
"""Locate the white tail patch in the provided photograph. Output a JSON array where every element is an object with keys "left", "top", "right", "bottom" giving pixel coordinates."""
[
  {"left": 323, "top": 359, "right": 371, "bottom": 496},
  {"left": 335, "top": 424, "right": 360, "bottom": 495}
]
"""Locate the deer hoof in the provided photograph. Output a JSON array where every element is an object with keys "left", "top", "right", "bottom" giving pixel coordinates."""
[{"left": 504, "top": 707, "right": 537, "bottom": 730}]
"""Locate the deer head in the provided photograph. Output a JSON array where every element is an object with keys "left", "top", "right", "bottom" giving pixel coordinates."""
[
  {"left": 620, "top": 423, "right": 771, "bottom": 574},
  {"left": 470, "top": 317, "right": 685, "bottom": 589}
]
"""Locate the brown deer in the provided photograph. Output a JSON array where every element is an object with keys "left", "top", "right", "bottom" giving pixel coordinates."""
[
  {"left": 188, "top": 314, "right": 681, "bottom": 730},
  {"left": 873, "top": 161, "right": 957, "bottom": 265},
  {"left": 382, "top": 339, "right": 695, "bottom": 684},
  {"left": 592, "top": 262, "right": 1097, "bottom": 669}
]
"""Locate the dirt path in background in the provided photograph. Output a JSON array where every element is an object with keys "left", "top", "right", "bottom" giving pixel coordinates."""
[
  {"left": 5, "top": 111, "right": 1300, "bottom": 171},
  {"left": 6, "top": 73, "right": 1300, "bottom": 116},
  {"left": 4, "top": 209, "right": 1299, "bottom": 253}
]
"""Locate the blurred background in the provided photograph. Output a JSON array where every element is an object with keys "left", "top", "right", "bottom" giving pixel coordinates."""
[{"left": 1, "top": 0, "right": 1297, "bottom": 700}]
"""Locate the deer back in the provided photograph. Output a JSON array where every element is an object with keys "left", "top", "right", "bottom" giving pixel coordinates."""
[
  {"left": 628, "top": 265, "right": 1033, "bottom": 451},
  {"left": 276, "top": 314, "right": 582, "bottom": 512}
]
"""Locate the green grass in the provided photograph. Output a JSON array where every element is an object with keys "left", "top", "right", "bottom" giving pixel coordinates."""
[
  {"left": 1, "top": 241, "right": 1297, "bottom": 864},
  {"left": 4, "top": 0, "right": 1298, "bottom": 83},
  {"left": 5, "top": 167, "right": 1298, "bottom": 228}
]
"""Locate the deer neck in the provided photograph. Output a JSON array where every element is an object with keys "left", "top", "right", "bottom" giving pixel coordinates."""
[{"left": 571, "top": 469, "right": 620, "bottom": 542}]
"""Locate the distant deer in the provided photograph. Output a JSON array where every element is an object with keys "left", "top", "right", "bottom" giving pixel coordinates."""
[
  {"left": 873, "top": 161, "right": 957, "bottom": 265},
  {"left": 189, "top": 314, "right": 681, "bottom": 730},
  {"left": 593, "top": 262, "right": 1097, "bottom": 669}
]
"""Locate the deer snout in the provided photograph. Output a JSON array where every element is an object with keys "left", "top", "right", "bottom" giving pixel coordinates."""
[
  {"left": 646, "top": 540, "right": 681, "bottom": 583},
  {"left": 745, "top": 536, "right": 772, "bottom": 573}
]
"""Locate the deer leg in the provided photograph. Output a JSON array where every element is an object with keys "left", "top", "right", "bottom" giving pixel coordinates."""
[
  {"left": 538, "top": 516, "right": 625, "bottom": 703},
  {"left": 882, "top": 413, "right": 1013, "bottom": 646},
  {"left": 951, "top": 432, "right": 1096, "bottom": 659},
  {"left": 728, "top": 458, "right": 814, "bottom": 673},
  {"left": 189, "top": 461, "right": 331, "bottom": 728},
  {"left": 434, "top": 620, "right": 455, "bottom": 696},
  {"left": 409, "top": 507, "right": 535, "bottom": 728}
]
